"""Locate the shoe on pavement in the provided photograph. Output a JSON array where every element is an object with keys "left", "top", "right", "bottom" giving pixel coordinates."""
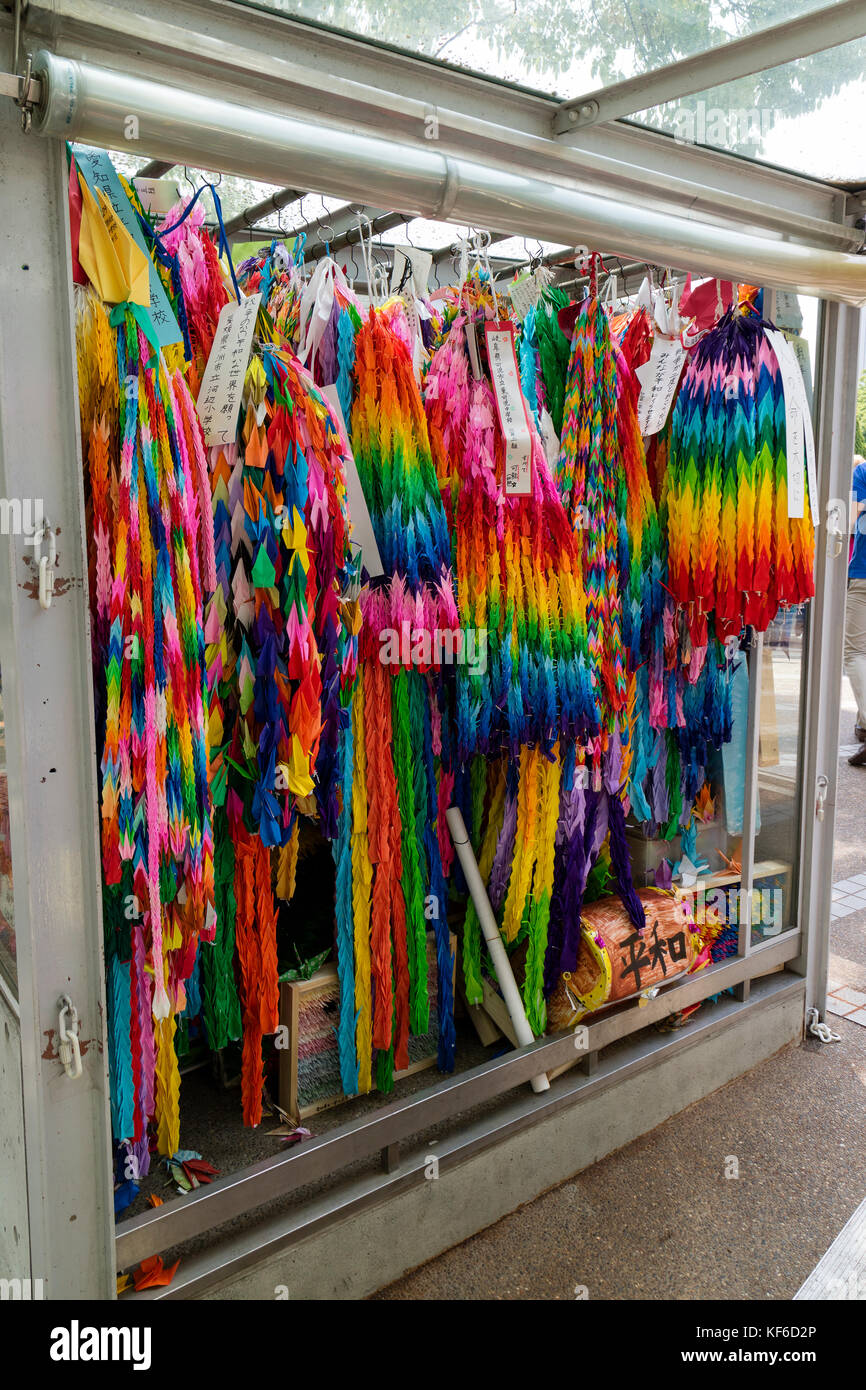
[{"left": 849, "top": 743, "right": 866, "bottom": 767}]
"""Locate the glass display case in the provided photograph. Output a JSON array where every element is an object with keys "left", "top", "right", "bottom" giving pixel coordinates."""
[{"left": 0, "top": 0, "right": 860, "bottom": 1301}]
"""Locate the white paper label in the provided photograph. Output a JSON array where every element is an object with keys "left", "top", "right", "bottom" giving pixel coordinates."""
[
  {"left": 508, "top": 266, "right": 550, "bottom": 322},
  {"left": 485, "top": 325, "right": 533, "bottom": 496},
  {"left": 508, "top": 270, "right": 538, "bottom": 321},
  {"left": 322, "top": 385, "right": 384, "bottom": 578},
  {"left": 390, "top": 244, "right": 433, "bottom": 299},
  {"left": 765, "top": 328, "right": 817, "bottom": 523},
  {"left": 197, "top": 294, "right": 261, "bottom": 446},
  {"left": 133, "top": 178, "right": 180, "bottom": 215},
  {"left": 636, "top": 337, "right": 685, "bottom": 436}
]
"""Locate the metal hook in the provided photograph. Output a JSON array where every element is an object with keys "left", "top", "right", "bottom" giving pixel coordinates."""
[
  {"left": 313, "top": 195, "right": 334, "bottom": 254},
  {"left": 317, "top": 219, "right": 336, "bottom": 254},
  {"left": 348, "top": 236, "right": 360, "bottom": 284},
  {"left": 183, "top": 166, "right": 197, "bottom": 197},
  {"left": 371, "top": 223, "right": 391, "bottom": 282},
  {"left": 471, "top": 227, "right": 491, "bottom": 252},
  {"left": 265, "top": 191, "right": 288, "bottom": 238},
  {"left": 355, "top": 211, "right": 384, "bottom": 305}
]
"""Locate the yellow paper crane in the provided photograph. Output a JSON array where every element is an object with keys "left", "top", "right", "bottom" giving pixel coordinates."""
[{"left": 77, "top": 174, "right": 150, "bottom": 307}]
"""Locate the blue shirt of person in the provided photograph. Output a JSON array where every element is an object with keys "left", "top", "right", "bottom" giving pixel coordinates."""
[{"left": 850, "top": 461, "right": 866, "bottom": 579}]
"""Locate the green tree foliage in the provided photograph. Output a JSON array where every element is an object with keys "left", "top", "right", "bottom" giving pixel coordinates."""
[
  {"left": 263, "top": 0, "right": 864, "bottom": 156},
  {"left": 856, "top": 369, "right": 866, "bottom": 459}
]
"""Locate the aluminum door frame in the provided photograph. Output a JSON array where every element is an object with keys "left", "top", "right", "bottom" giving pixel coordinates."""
[{"left": 0, "top": 103, "right": 115, "bottom": 1299}]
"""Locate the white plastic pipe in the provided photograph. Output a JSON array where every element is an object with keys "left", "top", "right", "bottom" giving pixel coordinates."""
[
  {"left": 445, "top": 807, "right": 550, "bottom": 1094},
  {"left": 28, "top": 50, "right": 866, "bottom": 306}
]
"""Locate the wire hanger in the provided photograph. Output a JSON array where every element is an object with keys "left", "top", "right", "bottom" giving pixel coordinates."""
[
  {"left": 347, "top": 236, "right": 360, "bottom": 290},
  {"left": 317, "top": 215, "right": 335, "bottom": 260},
  {"left": 600, "top": 267, "right": 617, "bottom": 310},
  {"left": 356, "top": 212, "right": 388, "bottom": 306},
  {"left": 471, "top": 228, "right": 500, "bottom": 318},
  {"left": 314, "top": 194, "right": 335, "bottom": 260}
]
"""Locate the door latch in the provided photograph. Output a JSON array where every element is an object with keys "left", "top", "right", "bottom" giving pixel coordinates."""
[
  {"left": 32, "top": 519, "right": 56, "bottom": 610},
  {"left": 815, "top": 774, "right": 829, "bottom": 822},
  {"left": 57, "top": 995, "right": 83, "bottom": 1079},
  {"left": 826, "top": 499, "right": 846, "bottom": 560}
]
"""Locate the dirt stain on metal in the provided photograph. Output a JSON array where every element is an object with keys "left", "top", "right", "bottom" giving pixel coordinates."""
[{"left": 42, "top": 1027, "right": 103, "bottom": 1060}]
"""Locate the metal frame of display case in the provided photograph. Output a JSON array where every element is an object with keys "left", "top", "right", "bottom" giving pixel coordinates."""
[{"left": 0, "top": 0, "right": 861, "bottom": 1299}]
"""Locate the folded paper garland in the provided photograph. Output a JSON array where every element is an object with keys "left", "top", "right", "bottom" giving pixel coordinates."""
[
  {"left": 79, "top": 295, "right": 216, "bottom": 1153},
  {"left": 341, "top": 306, "right": 457, "bottom": 1092},
  {"left": 667, "top": 305, "right": 815, "bottom": 649},
  {"left": 76, "top": 158, "right": 816, "bottom": 1145}
]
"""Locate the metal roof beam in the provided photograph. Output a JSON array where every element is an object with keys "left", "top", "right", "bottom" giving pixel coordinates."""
[
  {"left": 553, "top": 0, "right": 866, "bottom": 134},
  {"left": 26, "top": 51, "right": 866, "bottom": 302},
  {"left": 302, "top": 208, "right": 409, "bottom": 262},
  {"left": 9, "top": 0, "right": 857, "bottom": 249},
  {"left": 136, "top": 158, "right": 175, "bottom": 177},
  {"left": 222, "top": 184, "right": 306, "bottom": 237}
]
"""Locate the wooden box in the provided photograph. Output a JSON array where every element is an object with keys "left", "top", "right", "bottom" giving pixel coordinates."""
[{"left": 278, "top": 932, "right": 455, "bottom": 1122}]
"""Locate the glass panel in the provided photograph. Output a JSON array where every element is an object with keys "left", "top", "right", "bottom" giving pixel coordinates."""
[
  {"left": 0, "top": 666, "right": 16, "bottom": 993},
  {"left": 236, "top": 0, "right": 836, "bottom": 103},
  {"left": 213, "top": 1, "right": 864, "bottom": 181},
  {"left": 748, "top": 293, "right": 821, "bottom": 945},
  {"left": 632, "top": 36, "right": 866, "bottom": 182}
]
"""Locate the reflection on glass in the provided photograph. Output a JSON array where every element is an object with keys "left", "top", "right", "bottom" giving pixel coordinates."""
[
  {"left": 0, "top": 670, "right": 15, "bottom": 992},
  {"left": 752, "top": 608, "right": 807, "bottom": 943},
  {"left": 634, "top": 36, "right": 866, "bottom": 182},
  {"left": 748, "top": 293, "right": 819, "bottom": 945},
  {"left": 234, "top": 0, "right": 839, "bottom": 105},
  {"left": 227, "top": 0, "right": 866, "bottom": 182}
]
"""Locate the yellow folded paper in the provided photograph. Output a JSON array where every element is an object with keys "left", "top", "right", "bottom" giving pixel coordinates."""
[{"left": 77, "top": 173, "right": 151, "bottom": 307}]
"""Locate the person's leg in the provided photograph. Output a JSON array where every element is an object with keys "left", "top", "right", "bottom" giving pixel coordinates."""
[{"left": 844, "top": 580, "right": 866, "bottom": 748}]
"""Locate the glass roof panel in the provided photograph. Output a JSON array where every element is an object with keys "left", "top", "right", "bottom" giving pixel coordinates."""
[
  {"left": 630, "top": 33, "right": 866, "bottom": 182},
  {"left": 240, "top": 0, "right": 835, "bottom": 99},
  {"left": 230, "top": 1, "right": 864, "bottom": 183}
]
